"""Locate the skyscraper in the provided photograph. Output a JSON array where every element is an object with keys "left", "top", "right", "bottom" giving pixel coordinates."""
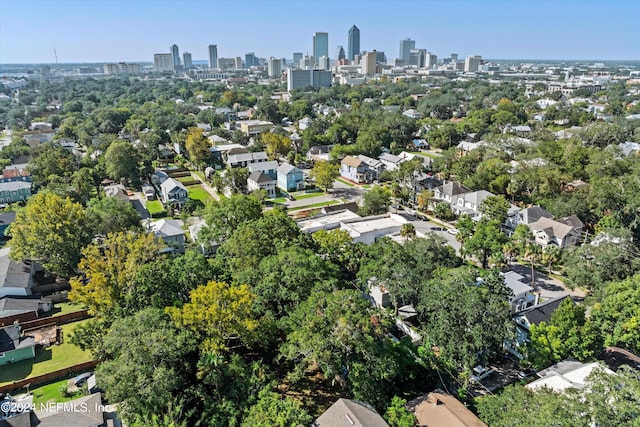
[
  {"left": 313, "top": 32, "right": 329, "bottom": 67},
  {"left": 399, "top": 38, "right": 415, "bottom": 64},
  {"left": 293, "top": 52, "right": 303, "bottom": 67},
  {"left": 183, "top": 52, "right": 192, "bottom": 70},
  {"left": 268, "top": 57, "right": 283, "bottom": 78},
  {"left": 464, "top": 55, "right": 482, "bottom": 72},
  {"left": 348, "top": 25, "right": 360, "bottom": 61},
  {"left": 208, "top": 45, "right": 218, "bottom": 69},
  {"left": 245, "top": 52, "right": 256, "bottom": 68},
  {"left": 336, "top": 46, "right": 346, "bottom": 61},
  {"left": 170, "top": 44, "right": 181, "bottom": 67},
  {"left": 154, "top": 53, "right": 173, "bottom": 72},
  {"left": 362, "top": 50, "right": 377, "bottom": 76}
]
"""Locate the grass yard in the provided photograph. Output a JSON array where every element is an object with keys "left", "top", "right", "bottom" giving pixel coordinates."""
[
  {"left": 30, "top": 377, "right": 85, "bottom": 405},
  {"left": 45, "top": 302, "right": 87, "bottom": 318},
  {"left": 269, "top": 197, "right": 286, "bottom": 203},
  {"left": 146, "top": 200, "right": 165, "bottom": 215},
  {"left": 193, "top": 170, "right": 206, "bottom": 182},
  {"left": 292, "top": 192, "right": 325, "bottom": 200},
  {"left": 0, "top": 320, "right": 94, "bottom": 386},
  {"left": 188, "top": 185, "right": 212, "bottom": 203},
  {"left": 288, "top": 200, "right": 339, "bottom": 212}
]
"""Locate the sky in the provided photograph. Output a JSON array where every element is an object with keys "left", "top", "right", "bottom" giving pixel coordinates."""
[{"left": 1, "top": 0, "right": 639, "bottom": 64}]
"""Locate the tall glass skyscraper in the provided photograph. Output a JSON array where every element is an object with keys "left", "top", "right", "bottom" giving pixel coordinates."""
[
  {"left": 348, "top": 25, "right": 360, "bottom": 61},
  {"left": 399, "top": 38, "right": 415, "bottom": 64},
  {"left": 208, "top": 45, "right": 218, "bottom": 69},
  {"left": 313, "top": 32, "right": 329, "bottom": 67},
  {"left": 170, "top": 44, "right": 180, "bottom": 67}
]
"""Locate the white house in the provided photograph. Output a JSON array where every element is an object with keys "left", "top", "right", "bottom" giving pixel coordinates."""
[
  {"left": 247, "top": 171, "right": 276, "bottom": 198},
  {"left": 148, "top": 219, "right": 185, "bottom": 254},
  {"left": 160, "top": 178, "right": 188, "bottom": 207}
]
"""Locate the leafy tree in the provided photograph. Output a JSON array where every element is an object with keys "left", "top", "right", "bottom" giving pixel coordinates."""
[
  {"left": 584, "top": 365, "right": 640, "bottom": 427},
  {"left": 241, "top": 388, "right": 311, "bottom": 427},
  {"left": 528, "top": 298, "right": 601, "bottom": 369},
  {"left": 222, "top": 167, "right": 250, "bottom": 194},
  {"left": 28, "top": 141, "right": 79, "bottom": 190},
  {"left": 185, "top": 126, "right": 210, "bottom": 166},
  {"left": 480, "top": 194, "right": 510, "bottom": 223},
  {"left": 361, "top": 185, "right": 392, "bottom": 215},
  {"left": 591, "top": 274, "right": 640, "bottom": 353},
  {"left": 312, "top": 229, "right": 362, "bottom": 280},
  {"left": 465, "top": 218, "right": 508, "bottom": 268},
  {"left": 167, "top": 280, "right": 258, "bottom": 352},
  {"left": 96, "top": 308, "right": 196, "bottom": 426},
  {"left": 104, "top": 140, "right": 141, "bottom": 186},
  {"left": 200, "top": 194, "right": 263, "bottom": 244},
  {"left": 8, "top": 192, "right": 90, "bottom": 278},
  {"left": 86, "top": 196, "right": 142, "bottom": 236},
  {"left": 68, "top": 231, "right": 163, "bottom": 317},
  {"left": 433, "top": 202, "right": 454, "bottom": 220},
  {"left": 400, "top": 223, "right": 416, "bottom": 242},
  {"left": 310, "top": 160, "right": 339, "bottom": 192},
  {"left": 384, "top": 396, "right": 416, "bottom": 427},
  {"left": 262, "top": 132, "right": 292, "bottom": 160}
]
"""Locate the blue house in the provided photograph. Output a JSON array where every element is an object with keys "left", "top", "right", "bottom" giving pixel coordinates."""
[
  {"left": 0, "top": 181, "right": 32, "bottom": 205},
  {"left": 277, "top": 163, "right": 304, "bottom": 192}
]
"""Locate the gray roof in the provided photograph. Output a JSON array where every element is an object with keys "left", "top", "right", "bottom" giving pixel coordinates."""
[
  {"left": 464, "top": 190, "right": 494, "bottom": 207},
  {"left": 33, "top": 393, "right": 104, "bottom": 427},
  {"left": 160, "top": 177, "right": 187, "bottom": 193},
  {"left": 150, "top": 219, "right": 184, "bottom": 238},
  {"left": 0, "top": 211, "right": 16, "bottom": 226},
  {"left": 248, "top": 160, "right": 279, "bottom": 173},
  {"left": 0, "top": 296, "right": 49, "bottom": 313},
  {"left": 378, "top": 153, "right": 403, "bottom": 164},
  {"left": 436, "top": 181, "right": 469, "bottom": 198},
  {"left": 502, "top": 271, "right": 533, "bottom": 297},
  {"left": 249, "top": 171, "right": 275, "bottom": 184},
  {"left": 520, "top": 206, "right": 553, "bottom": 224},
  {"left": 314, "top": 399, "right": 390, "bottom": 427},
  {"left": 519, "top": 295, "right": 572, "bottom": 326},
  {"left": 277, "top": 163, "right": 301, "bottom": 175},
  {"left": 227, "top": 151, "right": 268, "bottom": 163},
  {"left": 0, "top": 325, "right": 35, "bottom": 352},
  {"left": 0, "top": 181, "right": 31, "bottom": 191},
  {"left": 0, "top": 254, "right": 33, "bottom": 290}
]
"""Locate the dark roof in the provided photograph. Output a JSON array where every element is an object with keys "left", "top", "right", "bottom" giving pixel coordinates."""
[
  {"left": 0, "top": 211, "right": 17, "bottom": 225},
  {"left": 521, "top": 206, "right": 554, "bottom": 224},
  {"left": 33, "top": 393, "right": 104, "bottom": 427},
  {"left": 601, "top": 347, "right": 640, "bottom": 372},
  {"left": 0, "top": 325, "right": 35, "bottom": 352},
  {"left": 0, "top": 411, "right": 32, "bottom": 427},
  {"left": 519, "top": 295, "right": 572, "bottom": 326},
  {"left": 314, "top": 398, "right": 390, "bottom": 427},
  {"left": 249, "top": 171, "right": 274, "bottom": 184},
  {"left": 0, "top": 296, "right": 49, "bottom": 313},
  {"left": 322, "top": 202, "right": 359, "bottom": 214}
]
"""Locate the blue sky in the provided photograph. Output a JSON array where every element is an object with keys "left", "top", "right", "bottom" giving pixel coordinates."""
[{"left": 1, "top": 0, "right": 638, "bottom": 63}]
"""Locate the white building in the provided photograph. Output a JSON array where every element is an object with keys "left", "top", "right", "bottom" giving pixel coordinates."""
[
  {"left": 268, "top": 57, "right": 282, "bottom": 78},
  {"left": 153, "top": 54, "right": 173, "bottom": 72},
  {"left": 464, "top": 55, "right": 482, "bottom": 72}
]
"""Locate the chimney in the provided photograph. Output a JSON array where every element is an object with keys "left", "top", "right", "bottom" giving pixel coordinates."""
[{"left": 534, "top": 293, "right": 541, "bottom": 306}]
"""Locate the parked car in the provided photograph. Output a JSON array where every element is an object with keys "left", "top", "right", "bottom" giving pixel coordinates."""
[
  {"left": 405, "top": 208, "right": 417, "bottom": 217},
  {"left": 73, "top": 372, "right": 94, "bottom": 386},
  {"left": 447, "top": 228, "right": 459, "bottom": 235},
  {"left": 470, "top": 365, "right": 495, "bottom": 382}
]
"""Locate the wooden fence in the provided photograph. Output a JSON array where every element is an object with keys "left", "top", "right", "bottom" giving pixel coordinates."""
[
  {"left": 18, "top": 310, "right": 90, "bottom": 330},
  {"left": 0, "top": 360, "right": 98, "bottom": 394}
]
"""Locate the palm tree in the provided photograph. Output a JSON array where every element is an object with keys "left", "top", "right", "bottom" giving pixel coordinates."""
[
  {"left": 542, "top": 244, "right": 562, "bottom": 274},
  {"left": 400, "top": 223, "right": 416, "bottom": 242},
  {"left": 524, "top": 243, "right": 542, "bottom": 288},
  {"left": 502, "top": 240, "right": 519, "bottom": 266}
]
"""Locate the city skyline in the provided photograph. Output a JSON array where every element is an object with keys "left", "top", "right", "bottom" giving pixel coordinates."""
[{"left": 0, "top": 0, "right": 639, "bottom": 64}]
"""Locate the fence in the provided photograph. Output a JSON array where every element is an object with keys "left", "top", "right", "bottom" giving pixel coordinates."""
[
  {"left": 0, "top": 360, "right": 98, "bottom": 394},
  {"left": 18, "top": 310, "right": 90, "bottom": 331}
]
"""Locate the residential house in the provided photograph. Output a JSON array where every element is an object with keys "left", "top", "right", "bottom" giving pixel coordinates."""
[
  {"left": 226, "top": 151, "right": 268, "bottom": 168},
  {"left": 559, "top": 214, "right": 584, "bottom": 236},
  {"left": 529, "top": 217, "right": 580, "bottom": 249},
  {"left": 239, "top": 120, "right": 273, "bottom": 137},
  {"left": 507, "top": 295, "right": 571, "bottom": 359},
  {"left": 32, "top": 393, "right": 106, "bottom": 426},
  {"left": 0, "top": 324, "right": 36, "bottom": 366},
  {"left": 407, "top": 390, "right": 487, "bottom": 427},
  {"left": 151, "top": 170, "right": 169, "bottom": 185},
  {"left": 103, "top": 183, "right": 129, "bottom": 201},
  {"left": 457, "top": 140, "right": 486, "bottom": 153},
  {"left": 247, "top": 160, "right": 279, "bottom": 180},
  {"left": 276, "top": 163, "right": 304, "bottom": 192},
  {"left": 306, "top": 145, "right": 335, "bottom": 162},
  {"left": 378, "top": 153, "right": 406, "bottom": 171},
  {"left": 412, "top": 139, "right": 429, "bottom": 150},
  {"left": 432, "top": 181, "right": 470, "bottom": 206},
  {"left": 451, "top": 190, "right": 494, "bottom": 219},
  {"left": 0, "top": 252, "right": 36, "bottom": 298},
  {"left": 0, "top": 296, "right": 52, "bottom": 326},
  {"left": 142, "top": 184, "right": 155, "bottom": 200},
  {"left": 526, "top": 359, "right": 614, "bottom": 393},
  {"left": 403, "top": 109, "right": 423, "bottom": 119},
  {"left": 209, "top": 143, "right": 247, "bottom": 168},
  {"left": 504, "top": 125, "right": 532, "bottom": 136},
  {"left": 0, "top": 181, "right": 32, "bottom": 204},
  {"left": 215, "top": 107, "right": 237, "bottom": 121},
  {"left": 187, "top": 217, "right": 219, "bottom": 256},
  {"left": 148, "top": 219, "right": 185, "bottom": 254},
  {"left": 357, "top": 155, "right": 384, "bottom": 181},
  {"left": 0, "top": 164, "right": 31, "bottom": 183},
  {"left": 502, "top": 271, "right": 536, "bottom": 313},
  {"left": 160, "top": 178, "right": 188, "bottom": 208},
  {"left": 313, "top": 398, "right": 390, "bottom": 427},
  {"left": 298, "top": 117, "right": 313, "bottom": 130},
  {"left": 247, "top": 171, "right": 276, "bottom": 197},
  {"left": 22, "top": 129, "right": 55, "bottom": 148},
  {"left": 340, "top": 156, "right": 375, "bottom": 184},
  {"left": 0, "top": 211, "right": 16, "bottom": 238},
  {"left": 505, "top": 205, "right": 554, "bottom": 233}
]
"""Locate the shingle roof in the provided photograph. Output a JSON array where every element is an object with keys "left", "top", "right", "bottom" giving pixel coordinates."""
[
  {"left": 149, "top": 219, "right": 184, "bottom": 238},
  {"left": 341, "top": 156, "right": 364, "bottom": 168},
  {"left": 408, "top": 391, "right": 487, "bottom": 427},
  {"left": 33, "top": 393, "right": 104, "bottom": 427},
  {"left": 314, "top": 399, "right": 390, "bottom": 427},
  {"left": 520, "top": 295, "right": 572, "bottom": 326},
  {"left": 530, "top": 217, "right": 576, "bottom": 239},
  {"left": 249, "top": 171, "right": 274, "bottom": 184},
  {"left": 0, "top": 325, "right": 35, "bottom": 352},
  {"left": 248, "top": 160, "right": 279, "bottom": 173},
  {"left": 520, "top": 206, "right": 553, "bottom": 224}
]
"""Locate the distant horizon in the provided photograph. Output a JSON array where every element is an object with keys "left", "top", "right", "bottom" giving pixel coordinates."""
[{"left": 1, "top": 0, "right": 639, "bottom": 64}]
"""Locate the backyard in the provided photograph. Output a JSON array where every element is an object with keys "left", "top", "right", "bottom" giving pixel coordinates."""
[
  {"left": 30, "top": 377, "right": 86, "bottom": 405},
  {"left": 146, "top": 199, "right": 166, "bottom": 215},
  {"left": 187, "top": 184, "right": 212, "bottom": 203},
  {"left": 0, "top": 320, "right": 94, "bottom": 386}
]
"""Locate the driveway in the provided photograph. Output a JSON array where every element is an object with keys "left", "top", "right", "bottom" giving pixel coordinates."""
[{"left": 508, "top": 262, "right": 586, "bottom": 301}]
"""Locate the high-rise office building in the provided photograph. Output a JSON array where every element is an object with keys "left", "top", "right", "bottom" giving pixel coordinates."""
[
  {"left": 362, "top": 50, "right": 377, "bottom": 76},
  {"left": 234, "top": 57, "right": 243, "bottom": 69},
  {"left": 464, "top": 55, "right": 482, "bottom": 72},
  {"left": 154, "top": 53, "right": 174, "bottom": 72},
  {"left": 268, "top": 57, "right": 283, "bottom": 78},
  {"left": 313, "top": 32, "right": 329, "bottom": 66},
  {"left": 183, "top": 52, "right": 192, "bottom": 70},
  {"left": 375, "top": 51, "right": 387, "bottom": 64},
  {"left": 287, "top": 69, "right": 332, "bottom": 91},
  {"left": 245, "top": 52, "right": 257, "bottom": 68},
  {"left": 348, "top": 25, "right": 360, "bottom": 61},
  {"left": 409, "top": 48, "right": 426, "bottom": 68},
  {"left": 399, "top": 38, "right": 415, "bottom": 64},
  {"left": 104, "top": 62, "right": 142, "bottom": 75},
  {"left": 293, "top": 52, "right": 303, "bottom": 67},
  {"left": 208, "top": 45, "right": 218, "bottom": 69},
  {"left": 336, "top": 46, "right": 346, "bottom": 62},
  {"left": 170, "top": 44, "right": 181, "bottom": 67},
  {"left": 426, "top": 53, "right": 437, "bottom": 68}
]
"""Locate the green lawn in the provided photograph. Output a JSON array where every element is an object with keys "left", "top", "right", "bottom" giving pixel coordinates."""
[
  {"left": 269, "top": 197, "right": 286, "bottom": 203},
  {"left": 336, "top": 178, "right": 355, "bottom": 187},
  {"left": 193, "top": 170, "right": 206, "bottom": 182},
  {"left": 409, "top": 151, "right": 439, "bottom": 159},
  {"left": 289, "top": 200, "right": 339, "bottom": 212},
  {"left": 0, "top": 320, "right": 94, "bottom": 386},
  {"left": 44, "top": 302, "right": 87, "bottom": 318},
  {"left": 292, "top": 192, "right": 324, "bottom": 200},
  {"left": 188, "top": 185, "right": 212, "bottom": 202},
  {"left": 30, "top": 377, "right": 85, "bottom": 405},
  {"left": 146, "top": 200, "right": 165, "bottom": 215}
]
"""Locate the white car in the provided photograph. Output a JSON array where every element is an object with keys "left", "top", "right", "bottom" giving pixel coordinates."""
[
  {"left": 470, "top": 365, "right": 495, "bottom": 382},
  {"left": 447, "top": 228, "right": 459, "bottom": 235}
]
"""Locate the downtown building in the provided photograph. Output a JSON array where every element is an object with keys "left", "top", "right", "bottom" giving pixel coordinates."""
[
  {"left": 268, "top": 57, "right": 283, "bottom": 78},
  {"left": 153, "top": 53, "right": 174, "bottom": 72},
  {"left": 287, "top": 69, "right": 332, "bottom": 91},
  {"left": 103, "top": 62, "right": 142, "bottom": 74},
  {"left": 208, "top": 44, "right": 218, "bottom": 69},
  {"left": 348, "top": 25, "right": 360, "bottom": 61},
  {"left": 313, "top": 32, "right": 329, "bottom": 67}
]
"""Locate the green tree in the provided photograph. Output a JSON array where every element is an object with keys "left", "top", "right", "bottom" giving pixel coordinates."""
[
  {"left": 86, "top": 196, "right": 142, "bottom": 236},
  {"left": 361, "top": 185, "right": 392, "bottom": 216},
  {"left": 166, "top": 280, "right": 258, "bottom": 352},
  {"left": 8, "top": 192, "right": 90, "bottom": 278},
  {"left": 262, "top": 132, "right": 292, "bottom": 160},
  {"left": 310, "top": 160, "right": 339, "bottom": 192},
  {"left": 185, "top": 126, "right": 210, "bottom": 166},
  {"left": 465, "top": 218, "right": 508, "bottom": 268},
  {"left": 480, "top": 194, "right": 510, "bottom": 223},
  {"left": 68, "top": 231, "right": 163, "bottom": 317},
  {"left": 104, "top": 140, "right": 141, "bottom": 186},
  {"left": 384, "top": 396, "right": 416, "bottom": 427},
  {"left": 400, "top": 223, "right": 416, "bottom": 242},
  {"left": 27, "top": 141, "right": 79, "bottom": 190},
  {"left": 528, "top": 298, "right": 601, "bottom": 369},
  {"left": 241, "top": 388, "right": 311, "bottom": 427},
  {"left": 200, "top": 194, "right": 263, "bottom": 244},
  {"left": 542, "top": 244, "right": 562, "bottom": 274}
]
